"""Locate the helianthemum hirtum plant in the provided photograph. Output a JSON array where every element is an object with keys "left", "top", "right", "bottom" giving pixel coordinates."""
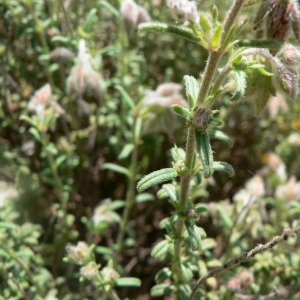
[{"left": 137, "top": 0, "right": 300, "bottom": 299}]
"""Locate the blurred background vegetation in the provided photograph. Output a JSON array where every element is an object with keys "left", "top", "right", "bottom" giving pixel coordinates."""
[{"left": 0, "top": 0, "right": 300, "bottom": 299}]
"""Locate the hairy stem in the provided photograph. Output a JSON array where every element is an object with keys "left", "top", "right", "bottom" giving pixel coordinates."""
[{"left": 173, "top": 0, "right": 247, "bottom": 292}]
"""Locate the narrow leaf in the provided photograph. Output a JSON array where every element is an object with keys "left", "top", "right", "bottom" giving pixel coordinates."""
[
  {"left": 102, "top": 163, "right": 131, "bottom": 178},
  {"left": 84, "top": 8, "right": 97, "bottom": 33},
  {"left": 209, "top": 130, "right": 233, "bottom": 147},
  {"left": 231, "top": 70, "right": 247, "bottom": 101},
  {"left": 210, "top": 24, "right": 223, "bottom": 49},
  {"left": 99, "top": 0, "right": 120, "bottom": 17},
  {"left": 137, "top": 168, "right": 178, "bottom": 192},
  {"left": 115, "top": 277, "right": 141, "bottom": 287},
  {"left": 195, "top": 131, "right": 213, "bottom": 178},
  {"left": 118, "top": 143, "right": 134, "bottom": 160},
  {"left": 151, "top": 240, "right": 170, "bottom": 259},
  {"left": 184, "top": 75, "right": 199, "bottom": 108},
  {"left": 115, "top": 85, "right": 135, "bottom": 109},
  {"left": 135, "top": 193, "right": 155, "bottom": 203},
  {"left": 29, "top": 127, "right": 42, "bottom": 143},
  {"left": 213, "top": 161, "right": 234, "bottom": 177},
  {"left": 155, "top": 268, "right": 172, "bottom": 284},
  {"left": 234, "top": 39, "right": 281, "bottom": 52},
  {"left": 200, "top": 14, "right": 211, "bottom": 34},
  {"left": 139, "top": 22, "right": 201, "bottom": 43},
  {"left": 151, "top": 284, "right": 174, "bottom": 297},
  {"left": 172, "top": 104, "right": 189, "bottom": 119},
  {"left": 162, "top": 184, "right": 178, "bottom": 202}
]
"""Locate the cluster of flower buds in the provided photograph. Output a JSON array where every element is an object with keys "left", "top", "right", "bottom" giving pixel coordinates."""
[
  {"left": 166, "top": 0, "right": 199, "bottom": 24},
  {"left": 121, "top": 0, "right": 151, "bottom": 36}
]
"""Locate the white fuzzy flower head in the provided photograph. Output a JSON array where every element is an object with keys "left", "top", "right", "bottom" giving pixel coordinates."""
[
  {"left": 80, "top": 262, "right": 99, "bottom": 279},
  {"left": 66, "top": 242, "right": 93, "bottom": 265},
  {"left": 167, "top": 0, "right": 199, "bottom": 23}
]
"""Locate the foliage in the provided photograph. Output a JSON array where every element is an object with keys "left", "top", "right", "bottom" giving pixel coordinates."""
[{"left": 0, "top": 0, "right": 300, "bottom": 299}]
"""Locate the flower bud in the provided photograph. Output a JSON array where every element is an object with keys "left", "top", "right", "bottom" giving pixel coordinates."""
[
  {"left": 187, "top": 106, "right": 211, "bottom": 132},
  {"left": 80, "top": 262, "right": 99, "bottom": 279},
  {"left": 282, "top": 44, "right": 300, "bottom": 65}
]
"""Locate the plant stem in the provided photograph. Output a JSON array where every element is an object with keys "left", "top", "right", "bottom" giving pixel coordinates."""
[
  {"left": 173, "top": 0, "right": 247, "bottom": 291},
  {"left": 115, "top": 117, "right": 140, "bottom": 260}
]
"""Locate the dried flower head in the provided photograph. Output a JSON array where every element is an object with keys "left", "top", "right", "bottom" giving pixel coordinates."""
[
  {"left": 80, "top": 262, "right": 99, "bottom": 279},
  {"left": 239, "top": 269, "right": 254, "bottom": 288},
  {"left": 66, "top": 241, "right": 94, "bottom": 265},
  {"left": 67, "top": 40, "right": 103, "bottom": 103},
  {"left": 121, "top": 0, "right": 151, "bottom": 36},
  {"left": 92, "top": 199, "right": 120, "bottom": 227},
  {"left": 28, "top": 84, "right": 66, "bottom": 118},
  {"left": 275, "top": 175, "right": 300, "bottom": 200},
  {"left": 137, "top": 82, "right": 187, "bottom": 138},
  {"left": 167, "top": 0, "right": 199, "bottom": 24},
  {"left": 101, "top": 267, "right": 120, "bottom": 282},
  {"left": 187, "top": 105, "right": 211, "bottom": 132},
  {"left": 50, "top": 47, "right": 75, "bottom": 63},
  {"left": 253, "top": 0, "right": 300, "bottom": 46}
]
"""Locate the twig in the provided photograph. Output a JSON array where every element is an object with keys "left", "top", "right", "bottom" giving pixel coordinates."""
[{"left": 189, "top": 226, "right": 300, "bottom": 300}]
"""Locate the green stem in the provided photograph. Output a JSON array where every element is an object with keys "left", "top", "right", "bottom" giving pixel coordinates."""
[
  {"left": 173, "top": 0, "right": 247, "bottom": 293},
  {"left": 115, "top": 117, "right": 140, "bottom": 260}
]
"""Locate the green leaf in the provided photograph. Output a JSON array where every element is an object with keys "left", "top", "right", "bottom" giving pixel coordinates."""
[
  {"left": 151, "top": 239, "right": 170, "bottom": 260},
  {"left": 209, "top": 130, "right": 233, "bottom": 147},
  {"left": 234, "top": 39, "right": 281, "bottom": 52},
  {"left": 257, "top": 67, "right": 273, "bottom": 76},
  {"left": 115, "top": 85, "right": 135, "bottom": 109},
  {"left": 94, "top": 246, "right": 113, "bottom": 256},
  {"left": 55, "top": 155, "right": 67, "bottom": 168},
  {"left": 217, "top": 206, "right": 233, "bottom": 228},
  {"left": 172, "top": 104, "right": 190, "bottom": 119},
  {"left": 118, "top": 143, "right": 134, "bottom": 160},
  {"left": 29, "top": 127, "right": 41, "bottom": 142},
  {"left": 201, "top": 238, "right": 217, "bottom": 251},
  {"left": 107, "top": 200, "right": 125, "bottom": 210},
  {"left": 84, "top": 8, "right": 97, "bottom": 33},
  {"left": 195, "top": 204, "right": 208, "bottom": 214},
  {"left": 231, "top": 70, "right": 247, "bottom": 101},
  {"left": 162, "top": 184, "right": 178, "bottom": 202},
  {"left": 139, "top": 22, "right": 201, "bottom": 43},
  {"left": 213, "top": 161, "right": 234, "bottom": 177},
  {"left": 208, "top": 116, "right": 222, "bottom": 127},
  {"left": 0, "top": 222, "right": 18, "bottom": 230},
  {"left": 210, "top": 24, "right": 223, "bottom": 49},
  {"left": 115, "top": 277, "right": 141, "bottom": 287},
  {"left": 20, "top": 115, "right": 38, "bottom": 128},
  {"left": 0, "top": 249, "right": 9, "bottom": 258},
  {"left": 102, "top": 163, "right": 131, "bottom": 178},
  {"left": 200, "top": 14, "right": 211, "bottom": 34},
  {"left": 212, "top": 5, "right": 218, "bottom": 28},
  {"left": 151, "top": 283, "right": 174, "bottom": 297},
  {"left": 184, "top": 75, "right": 199, "bottom": 108},
  {"left": 99, "top": 0, "right": 120, "bottom": 17},
  {"left": 185, "top": 221, "right": 201, "bottom": 251},
  {"left": 135, "top": 193, "right": 155, "bottom": 203},
  {"left": 195, "top": 131, "right": 213, "bottom": 178},
  {"left": 155, "top": 268, "right": 172, "bottom": 284},
  {"left": 137, "top": 168, "right": 178, "bottom": 193}
]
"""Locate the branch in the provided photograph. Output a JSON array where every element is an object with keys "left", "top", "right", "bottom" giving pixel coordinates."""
[{"left": 189, "top": 226, "right": 300, "bottom": 300}]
